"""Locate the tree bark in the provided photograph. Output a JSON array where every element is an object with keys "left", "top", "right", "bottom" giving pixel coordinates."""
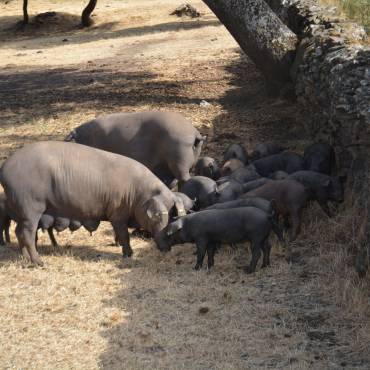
[
  {"left": 202, "top": 0, "right": 298, "bottom": 88},
  {"left": 23, "top": 0, "right": 29, "bottom": 25},
  {"left": 81, "top": 0, "right": 97, "bottom": 27}
]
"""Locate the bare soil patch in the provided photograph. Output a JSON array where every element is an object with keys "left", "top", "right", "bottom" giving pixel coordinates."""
[{"left": 0, "top": 1, "right": 369, "bottom": 369}]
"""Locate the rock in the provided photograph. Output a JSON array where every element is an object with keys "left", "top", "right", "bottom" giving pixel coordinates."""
[{"left": 170, "top": 4, "right": 200, "bottom": 18}]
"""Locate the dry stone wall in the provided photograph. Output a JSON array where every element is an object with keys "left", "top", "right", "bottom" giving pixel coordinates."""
[{"left": 267, "top": 0, "right": 370, "bottom": 274}]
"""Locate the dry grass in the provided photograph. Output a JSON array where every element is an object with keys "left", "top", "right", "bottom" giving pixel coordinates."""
[
  {"left": 0, "top": 0, "right": 370, "bottom": 369},
  {"left": 320, "top": 0, "right": 370, "bottom": 34}
]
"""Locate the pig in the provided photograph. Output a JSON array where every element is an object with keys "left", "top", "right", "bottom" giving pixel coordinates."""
[
  {"left": 229, "top": 165, "right": 261, "bottom": 183},
  {"left": 65, "top": 111, "right": 206, "bottom": 187},
  {"left": 287, "top": 171, "right": 345, "bottom": 216},
  {"left": 0, "top": 141, "right": 186, "bottom": 266},
  {"left": 213, "top": 180, "right": 257, "bottom": 203},
  {"left": 155, "top": 207, "right": 284, "bottom": 273},
  {"left": 194, "top": 157, "right": 220, "bottom": 180},
  {"left": 216, "top": 176, "right": 231, "bottom": 186},
  {"left": 179, "top": 176, "right": 218, "bottom": 210},
  {"left": 252, "top": 152, "right": 305, "bottom": 177},
  {"left": 240, "top": 178, "right": 272, "bottom": 193},
  {"left": 205, "top": 197, "right": 277, "bottom": 222},
  {"left": 269, "top": 171, "right": 288, "bottom": 180},
  {"left": 220, "top": 158, "right": 244, "bottom": 177},
  {"left": 250, "top": 142, "right": 285, "bottom": 160},
  {"left": 244, "top": 180, "right": 308, "bottom": 242},
  {"left": 304, "top": 142, "right": 336, "bottom": 175},
  {"left": 223, "top": 143, "right": 248, "bottom": 164}
]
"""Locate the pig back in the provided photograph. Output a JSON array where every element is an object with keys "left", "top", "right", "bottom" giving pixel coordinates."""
[{"left": 68, "top": 111, "right": 201, "bottom": 170}]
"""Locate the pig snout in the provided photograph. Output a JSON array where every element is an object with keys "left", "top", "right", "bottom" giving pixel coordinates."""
[{"left": 154, "top": 230, "right": 172, "bottom": 252}]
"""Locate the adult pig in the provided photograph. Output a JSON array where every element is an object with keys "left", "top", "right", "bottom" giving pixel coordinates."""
[
  {"left": 179, "top": 176, "right": 218, "bottom": 210},
  {"left": 304, "top": 142, "right": 336, "bottom": 175},
  {"left": 155, "top": 207, "right": 283, "bottom": 273},
  {"left": 65, "top": 111, "right": 206, "bottom": 186},
  {"left": 0, "top": 142, "right": 186, "bottom": 265},
  {"left": 287, "top": 171, "right": 345, "bottom": 216},
  {"left": 194, "top": 157, "right": 220, "bottom": 180},
  {"left": 252, "top": 152, "right": 304, "bottom": 177}
]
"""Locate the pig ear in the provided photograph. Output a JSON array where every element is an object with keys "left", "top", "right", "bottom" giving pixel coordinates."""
[
  {"left": 146, "top": 198, "right": 165, "bottom": 220},
  {"left": 167, "top": 222, "right": 183, "bottom": 236},
  {"left": 174, "top": 198, "right": 186, "bottom": 217},
  {"left": 194, "top": 135, "right": 207, "bottom": 148}
]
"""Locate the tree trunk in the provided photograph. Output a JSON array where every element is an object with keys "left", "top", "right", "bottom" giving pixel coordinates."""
[
  {"left": 202, "top": 0, "right": 298, "bottom": 88},
  {"left": 23, "top": 0, "right": 29, "bottom": 25},
  {"left": 81, "top": 0, "right": 97, "bottom": 27}
]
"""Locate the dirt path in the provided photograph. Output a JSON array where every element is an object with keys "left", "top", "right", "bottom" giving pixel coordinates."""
[{"left": 0, "top": 1, "right": 369, "bottom": 369}]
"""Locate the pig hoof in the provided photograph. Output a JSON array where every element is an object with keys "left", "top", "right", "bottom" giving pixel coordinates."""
[
  {"left": 122, "top": 252, "right": 133, "bottom": 258},
  {"left": 194, "top": 264, "right": 201, "bottom": 270},
  {"left": 33, "top": 259, "right": 44, "bottom": 267},
  {"left": 243, "top": 266, "right": 254, "bottom": 274}
]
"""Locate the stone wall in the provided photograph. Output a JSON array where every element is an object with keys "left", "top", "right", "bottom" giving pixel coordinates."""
[{"left": 267, "top": 0, "right": 370, "bottom": 274}]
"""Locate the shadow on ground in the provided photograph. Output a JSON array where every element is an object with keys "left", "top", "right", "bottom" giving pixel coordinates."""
[{"left": 0, "top": 13, "right": 220, "bottom": 48}]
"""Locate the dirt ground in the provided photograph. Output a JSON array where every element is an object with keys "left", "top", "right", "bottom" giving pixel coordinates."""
[{"left": 0, "top": 1, "right": 370, "bottom": 369}]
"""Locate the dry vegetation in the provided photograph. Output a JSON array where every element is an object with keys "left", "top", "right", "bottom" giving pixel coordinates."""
[
  {"left": 0, "top": 0, "right": 370, "bottom": 369},
  {"left": 320, "top": 0, "right": 370, "bottom": 34}
]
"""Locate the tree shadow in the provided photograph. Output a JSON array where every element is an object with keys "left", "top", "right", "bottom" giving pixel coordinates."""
[
  {"left": 0, "top": 240, "right": 121, "bottom": 264},
  {"left": 0, "top": 14, "right": 220, "bottom": 49},
  {"left": 0, "top": 57, "right": 224, "bottom": 139},
  {"left": 208, "top": 51, "right": 306, "bottom": 156}
]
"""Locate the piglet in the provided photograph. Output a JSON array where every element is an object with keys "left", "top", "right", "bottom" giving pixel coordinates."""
[{"left": 155, "top": 207, "right": 284, "bottom": 273}]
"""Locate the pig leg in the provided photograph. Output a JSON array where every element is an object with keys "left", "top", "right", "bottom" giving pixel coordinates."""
[
  {"left": 0, "top": 219, "right": 5, "bottom": 245},
  {"left": 318, "top": 200, "right": 332, "bottom": 217},
  {"left": 15, "top": 220, "right": 43, "bottom": 266},
  {"left": 167, "top": 161, "right": 191, "bottom": 187},
  {"left": 194, "top": 239, "right": 208, "bottom": 270},
  {"left": 207, "top": 243, "right": 216, "bottom": 270},
  {"left": 244, "top": 239, "right": 264, "bottom": 274},
  {"left": 261, "top": 240, "right": 272, "bottom": 268},
  {"left": 112, "top": 221, "right": 133, "bottom": 258},
  {"left": 0, "top": 216, "right": 10, "bottom": 245},
  {"left": 4, "top": 218, "right": 11, "bottom": 243},
  {"left": 47, "top": 228, "right": 58, "bottom": 247},
  {"left": 289, "top": 207, "right": 303, "bottom": 242}
]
